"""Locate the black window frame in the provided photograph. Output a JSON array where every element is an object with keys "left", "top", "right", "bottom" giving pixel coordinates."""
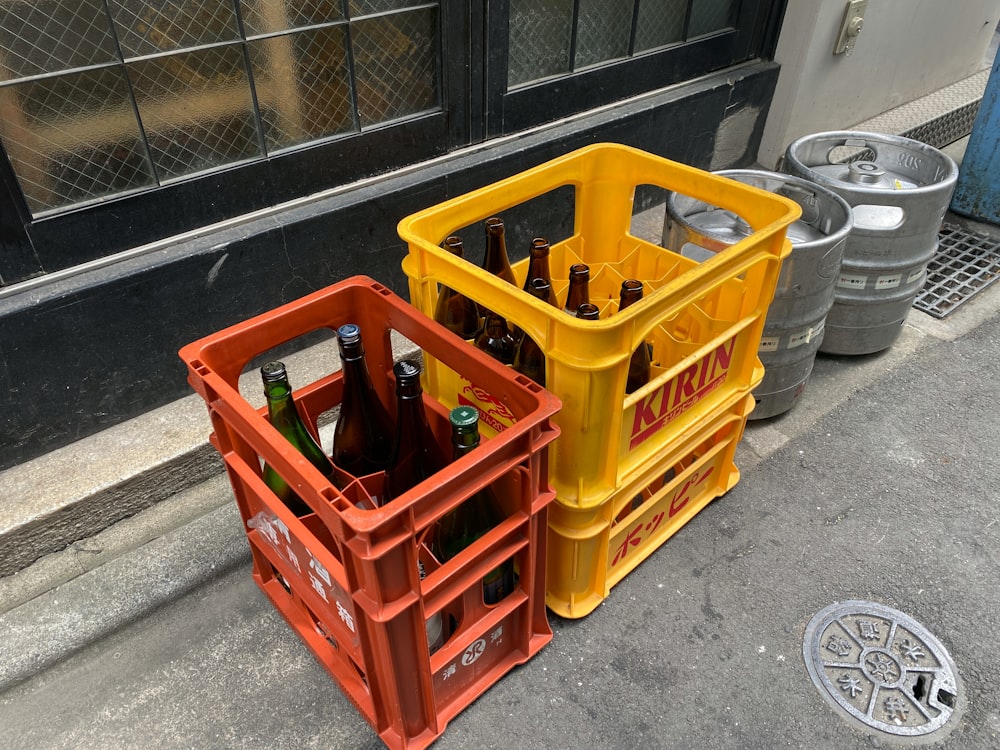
[{"left": 0, "top": 0, "right": 784, "bottom": 286}]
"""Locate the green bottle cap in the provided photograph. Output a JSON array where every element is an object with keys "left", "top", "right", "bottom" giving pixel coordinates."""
[{"left": 449, "top": 406, "right": 479, "bottom": 428}]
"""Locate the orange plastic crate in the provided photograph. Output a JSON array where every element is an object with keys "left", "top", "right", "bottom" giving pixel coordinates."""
[
  {"left": 179, "top": 277, "right": 560, "bottom": 750},
  {"left": 546, "top": 394, "right": 754, "bottom": 618}
]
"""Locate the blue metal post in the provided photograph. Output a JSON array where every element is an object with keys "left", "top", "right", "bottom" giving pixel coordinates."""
[{"left": 951, "top": 48, "right": 1000, "bottom": 223}]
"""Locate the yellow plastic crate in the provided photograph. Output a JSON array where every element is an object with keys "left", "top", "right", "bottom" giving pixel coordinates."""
[
  {"left": 545, "top": 393, "right": 753, "bottom": 618},
  {"left": 400, "top": 143, "right": 799, "bottom": 513}
]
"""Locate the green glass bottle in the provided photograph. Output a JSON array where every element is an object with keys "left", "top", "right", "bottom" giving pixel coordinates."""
[
  {"left": 383, "top": 359, "right": 446, "bottom": 503},
  {"left": 260, "top": 361, "right": 335, "bottom": 517},
  {"left": 513, "top": 278, "right": 550, "bottom": 386},
  {"left": 433, "top": 406, "right": 515, "bottom": 605},
  {"left": 332, "top": 323, "right": 395, "bottom": 482},
  {"left": 619, "top": 279, "right": 652, "bottom": 394},
  {"left": 433, "top": 235, "right": 482, "bottom": 340}
]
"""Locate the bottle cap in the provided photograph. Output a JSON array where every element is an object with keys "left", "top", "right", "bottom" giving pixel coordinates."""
[
  {"left": 449, "top": 405, "right": 479, "bottom": 429},
  {"left": 393, "top": 359, "right": 422, "bottom": 381},
  {"left": 260, "top": 361, "right": 288, "bottom": 383},
  {"left": 336, "top": 323, "right": 361, "bottom": 344}
]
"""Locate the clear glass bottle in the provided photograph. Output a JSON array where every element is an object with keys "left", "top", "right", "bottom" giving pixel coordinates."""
[
  {"left": 260, "top": 360, "right": 335, "bottom": 517},
  {"left": 433, "top": 235, "right": 482, "bottom": 340},
  {"left": 331, "top": 323, "right": 395, "bottom": 483},
  {"left": 433, "top": 406, "right": 515, "bottom": 605}
]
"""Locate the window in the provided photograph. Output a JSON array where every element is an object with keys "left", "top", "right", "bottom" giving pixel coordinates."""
[
  {"left": 0, "top": 0, "right": 782, "bottom": 284},
  {"left": 0, "top": 0, "right": 441, "bottom": 217}
]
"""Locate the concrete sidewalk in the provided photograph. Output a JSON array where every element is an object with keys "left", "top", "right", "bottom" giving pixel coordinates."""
[{"left": 2, "top": 228, "right": 999, "bottom": 747}]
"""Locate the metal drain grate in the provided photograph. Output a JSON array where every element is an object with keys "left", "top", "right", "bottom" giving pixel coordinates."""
[
  {"left": 914, "top": 223, "right": 1000, "bottom": 318},
  {"left": 804, "top": 601, "right": 960, "bottom": 738}
]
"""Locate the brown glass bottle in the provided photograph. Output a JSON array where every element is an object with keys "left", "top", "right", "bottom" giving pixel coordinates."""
[
  {"left": 522, "top": 238, "right": 559, "bottom": 306},
  {"left": 433, "top": 406, "right": 515, "bottom": 605},
  {"left": 433, "top": 235, "right": 482, "bottom": 340},
  {"left": 563, "top": 263, "right": 591, "bottom": 315},
  {"left": 513, "top": 278, "right": 550, "bottom": 386},
  {"left": 575, "top": 302, "right": 600, "bottom": 320},
  {"left": 260, "top": 361, "right": 334, "bottom": 517},
  {"left": 332, "top": 323, "right": 395, "bottom": 483},
  {"left": 474, "top": 310, "right": 517, "bottom": 365},
  {"left": 483, "top": 217, "right": 516, "bottom": 285},
  {"left": 619, "top": 279, "right": 652, "bottom": 394},
  {"left": 383, "top": 360, "right": 446, "bottom": 504}
]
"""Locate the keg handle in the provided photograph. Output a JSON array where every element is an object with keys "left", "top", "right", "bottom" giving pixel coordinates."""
[
  {"left": 776, "top": 185, "right": 822, "bottom": 226},
  {"left": 826, "top": 137, "right": 878, "bottom": 165}
]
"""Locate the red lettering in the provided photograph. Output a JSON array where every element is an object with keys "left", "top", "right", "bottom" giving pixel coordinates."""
[{"left": 669, "top": 362, "right": 699, "bottom": 410}]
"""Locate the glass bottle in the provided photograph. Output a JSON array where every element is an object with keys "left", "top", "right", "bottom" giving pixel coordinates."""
[
  {"left": 563, "top": 263, "right": 591, "bottom": 315},
  {"left": 619, "top": 279, "right": 652, "bottom": 394},
  {"left": 383, "top": 359, "right": 446, "bottom": 503},
  {"left": 575, "top": 302, "right": 600, "bottom": 320},
  {"left": 513, "top": 278, "right": 550, "bottom": 386},
  {"left": 260, "top": 361, "right": 335, "bottom": 517},
  {"left": 433, "top": 406, "right": 515, "bottom": 605},
  {"left": 483, "top": 216, "right": 516, "bottom": 285},
  {"left": 433, "top": 235, "right": 482, "bottom": 340},
  {"left": 332, "top": 323, "right": 395, "bottom": 483},
  {"left": 521, "top": 238, "right": 559, "bottom": 306},
  {"left": 474, "top": 310, "right": 517, "bottom": 365}
]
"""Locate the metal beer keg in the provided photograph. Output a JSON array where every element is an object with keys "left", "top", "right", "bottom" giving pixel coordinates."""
[
  {"left": 664, "top": 170, "right": 853, "bottom": 418},
  {"left": 782, "top": 131, "right": 958, "bottom": 355}
]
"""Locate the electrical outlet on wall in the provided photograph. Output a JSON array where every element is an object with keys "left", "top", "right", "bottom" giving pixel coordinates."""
[{"left": 834, "top": 0, "right": 867, "bottom": 55}]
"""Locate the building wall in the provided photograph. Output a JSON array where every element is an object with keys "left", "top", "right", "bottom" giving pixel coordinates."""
[
  {"left": 0, "top": 63, "right": 780, "bottom": 471},
  {"left": 759, "top": 0, "right": 1000, "bottom": 167}
]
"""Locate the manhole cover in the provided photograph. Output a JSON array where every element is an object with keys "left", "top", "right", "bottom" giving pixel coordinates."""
[{"left": 804, "top": 601, "right": 960, "bottom": 738}]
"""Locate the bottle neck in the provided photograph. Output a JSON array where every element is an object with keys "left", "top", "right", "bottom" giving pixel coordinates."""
[{"left": 452, "top": 429, "right": 480, "bottom": 459}]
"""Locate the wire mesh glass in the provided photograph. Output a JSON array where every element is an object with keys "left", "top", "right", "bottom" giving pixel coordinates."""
[
  {"left": 248, "top": 25, "right": 356, "bottom": 152},
  {"left": 352, "top": 8, "right": 439, "bottom": 126},
  {"left": 0, "top": 0, "right": 119, "bottom": 80},
  {"left": 108, "top": 0, "right": 241, "bottom": 58},
  {"left": 575, "top": 0, "right": 635, "bottom": 68},
  {"left": 508, "top": 0, "right": 574, "bottom": 87},
  {"left": 634, "top": 0, "right": 687, "bottom": 52},
  {"left": 240, "top": 0, "right": 345, "bottom": 37},
  {"left": 0, "top": 66, "right": 155, "bottom": 214},
  {"left": 687, "top": 0, "right": 735, "bottom": 38},
  {"left": 0, "top": 0, "right": 443, "bottom": 218},
  {"left": 127, "top": 45, "right": 262, "bottom": 181}
]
